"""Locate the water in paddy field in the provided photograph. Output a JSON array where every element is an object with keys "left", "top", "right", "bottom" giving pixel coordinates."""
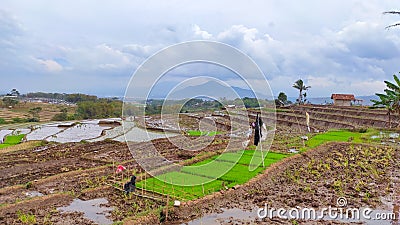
[
  {"left": 25, "top": 126, "right": 64, "bottom": 141},
  {"left": 114, "top": 126, "right": 178, "bottom": 142},
  {"left": 0, "top": 129, "right": 12, "bottom": 143},
  {"left": 46, "top": 123, "right": 111, "bottom": 143},
  {"left": 13, "top": 128, "right": 31, "bottom": 135},
  {"left": 89, "top": 121, "right": 136, "bottom": 142},
  {"left": 0, "top": 119, "right": 179, "bottom": 143},
  {"left": 185, "top": 208, "right": 256, "bottom": 225},
  {"left": 57, "top": 198, "right": 113, "bottom": 225}
]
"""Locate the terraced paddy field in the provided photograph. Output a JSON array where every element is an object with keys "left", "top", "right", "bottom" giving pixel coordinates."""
[
  {"left": 0, "top": 106, "right": 399, "bottom": 224},
  {"left": 0, "top": 102, "right": 76, "bottom": 123},
  {"left": 136, "top": 151, "right": 289, "bottom": 200}
]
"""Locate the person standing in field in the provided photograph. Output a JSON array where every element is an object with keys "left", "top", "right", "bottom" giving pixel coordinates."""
[{"left": 253, "top": 113, "right": 263, "bottom": 146}]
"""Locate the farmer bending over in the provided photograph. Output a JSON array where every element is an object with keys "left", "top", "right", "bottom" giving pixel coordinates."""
[{"left": 124, "top": 175, "right": 136, "bottom": 194}]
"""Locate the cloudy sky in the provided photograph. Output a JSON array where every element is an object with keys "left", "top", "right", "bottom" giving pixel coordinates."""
[{"left": 1, "top": 0, "right": 400, "bottom": 98}]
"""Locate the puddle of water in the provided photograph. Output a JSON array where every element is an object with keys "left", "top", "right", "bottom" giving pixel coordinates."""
[
  {"left": 44, "top": 122, "right": 75, "bottom": 127},
  {"left": 13, "top": 128, "right": 31, "bottom": 135},
  {"left": 0, "top": 130, "right": 13, "bottom": 143},
  {"left": 26, "top": 126, "right": 64, "bottom": 141},
  {"left": 46, "top": 123, "right": 111, "bottom": 143},
  {"left": 288, "top": 148, "right": 299, "bottom": 153},
  {"left": 114, "top": 126, "right": 178, "bottom": 142},
  {"left": 89, "top": 121, "right": 135, "bottom": 142},
  {"left": 371, "top": 132, "right": 399, "bottom": 140},
  {"left": 57, "top": 198, "right": 113, "bottom": 225},
  {"left": 186, "top": 208, "right": 256, "bottom": 225},
  {"left": 25, "top": 191, "right": 44, "bottom": 197}
]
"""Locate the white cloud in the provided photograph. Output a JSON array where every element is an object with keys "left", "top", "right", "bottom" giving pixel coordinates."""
[
  {"left": 35, "top": 58, "right": 63, "bottom": 72},
  {"left": 349, "top": 79, "right": 386, "bottom": 95},
  {"left": 1, "top": 0, "right": 400, "bottom": 97},
  {"left": 192, "top": 24, "right": 212, "bottom": 39}
]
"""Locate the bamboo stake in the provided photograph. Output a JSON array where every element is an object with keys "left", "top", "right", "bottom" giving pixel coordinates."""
[
  {"left": 141, "top": 174, "right": 144, "bottom": 196},
  {"left": 165, "top": 195, "right": 170, "bottom": 222},
  {"left": 144, "top": 173, "right": 147, "bottom": 190},
  {"left": 152, "top": 176, "right": 155, "bottom": 193}
]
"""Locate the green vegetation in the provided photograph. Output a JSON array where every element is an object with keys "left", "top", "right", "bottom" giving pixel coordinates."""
[
  {"left": 179, "top": 98, "right": 223, "bottom": 113},
  {"left": 293, "top": 79, "right": 311, "bottom": 104},
  {"left": 22, "top": 92, "right": 122, "bottom": 120},
  {"left": 17, "top": 211, "right": 36, "bottom": 224},
  {"left": 11, "top": 118, "right": 28, "bottom": 123},
  {"left": 52, "top": 107, "right": 69, "bottom": 121},
  {"left": 143, "top": 98, "right": 223, "bottom": 115},
  {"left": 241, "top": 97, "right": 260, "bottom": 108},
  {"left": 137, "top": 150, "right": 288, "bottom": 200},
  {"left": 186, "top": 130, "right": 221, "bottom": 136},
  {"left": 2, "top": 96, "right": 19, "bottom": 108},
  {"left": 372, "top": 73, "right": 400, "bottom": 128},
  {"left": 25, "top": 92, "right": 97, "bottom": 103},
  {"left": 27, "top": 107, "right": 42, "bottom": 122},
  {"left": 75, "top": 99, "right": 122, "bottom": 119},
  {"left": 0, "top": 134, "right": 25, "bottom": 148},
  {"left": 302, "top": 129, "right": 378, "bottom": 150},
  {"left": 275, "top": 92, "right": 292, "bottom": 106}
]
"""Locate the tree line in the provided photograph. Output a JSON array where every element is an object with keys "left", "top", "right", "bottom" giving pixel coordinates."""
[
  {"left": 53, "top": 99, "right": 122, "bottom": 121},
  {"left": 24, "top": 92, "right": 98, "bottom": 103}
]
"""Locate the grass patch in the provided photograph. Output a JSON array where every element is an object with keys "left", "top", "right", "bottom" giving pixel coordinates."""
[
  {"left": 17, "top": 210, "right": 36, "bottom": 224},
  {"left": 0, "top": 134, "right": 25, "bottom": 149},
  {"left": 136, "top": 174, "right": 223, "bottom": 200},
  {"left": 302, "top": 129, "right": 379, "bottom": 151},
  {"left": 187, "top": 130, "right": 221, "bottom": 136}
]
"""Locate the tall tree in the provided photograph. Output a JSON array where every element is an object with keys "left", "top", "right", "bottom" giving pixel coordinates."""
[
  {"left": 384, "top": 11, "right": 400, "bottom": 29},
  {"left": 2, "top": 97, "right": 19, "bottom": 108},
  {"left": 277, "top": 92, "right": 288, "bottom": 104},
  {"left": 371, "top": 73, "right": 400, "bottom": 128},
  {"left": 292, "top": 79, "right": 311, "bottom": 104}
]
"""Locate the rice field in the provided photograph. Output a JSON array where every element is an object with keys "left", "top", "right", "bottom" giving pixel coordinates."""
[
  {"left": 0, "top": 134, "right": 25, "bottom": 148},
  {"left": 186, "top": 130, "right": 221, "bottom": 136},
  {"left": 136, "top": 150, "right": 288, "bottom": 200}
]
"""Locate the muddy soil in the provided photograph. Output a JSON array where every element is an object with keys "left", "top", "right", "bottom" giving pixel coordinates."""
[
  {"left": 0, "top": 133, "right": 231, "bottom": 188},
  {"left": 0, "top": 126, "right": 233, "bottom": 224},
  {"left": 0, "top": 193, "right": 97, "bottom": 225},
  {"left": 168, "top": 142, "right": 399, "bottom": 224}
]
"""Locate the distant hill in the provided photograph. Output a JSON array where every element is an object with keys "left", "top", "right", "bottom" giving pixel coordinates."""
[{"left": 149, "top": 81, "right": 270, "bottom": 100}]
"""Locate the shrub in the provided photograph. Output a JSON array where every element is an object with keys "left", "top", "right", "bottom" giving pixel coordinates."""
[
  {"left": 12, "top": 117, "right": 27, "bottom": 123},
  {"left": 17, "top": 211, "right": 36, "bottom": 224}
]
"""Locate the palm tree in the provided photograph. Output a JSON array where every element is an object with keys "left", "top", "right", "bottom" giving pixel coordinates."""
[
  {"left": 384, "top": 11, "right": 400, "bottom": 29},
  {"left": 293, "top": 79, "right": 311, "bottom": 104},
  {"left": 371, "top": 73, "right": 400, "bottom": 128}
]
